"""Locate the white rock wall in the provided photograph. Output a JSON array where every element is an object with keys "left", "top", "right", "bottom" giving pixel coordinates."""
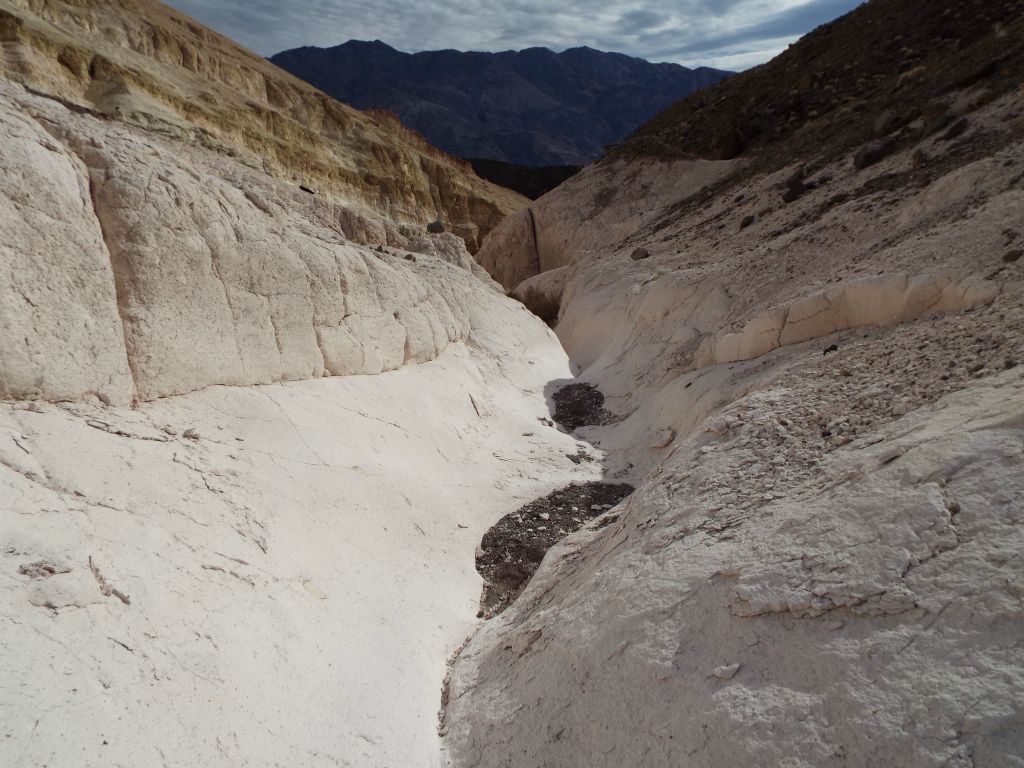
[{"left": 1, "top": 82, "right": 497, "bottom": 404}]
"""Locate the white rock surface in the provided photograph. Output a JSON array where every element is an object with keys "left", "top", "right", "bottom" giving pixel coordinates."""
[
  {"left": 444, "top": 89, "right": 1024, "bottom": 766},
  {"left": 0, "top": 90, "right": 133, "bottom": 404},
  {"left": 0, "top": 81, "right": 500, "bottom": 403},
  {"left": 0, "top": 294, "right": 598, "bottom": 768},
  {"left": 445, "top": 372, "right": 1024, "bottom": 767},
  {"left": 0, "top": 72, "right": 597, "bottom": 767}
]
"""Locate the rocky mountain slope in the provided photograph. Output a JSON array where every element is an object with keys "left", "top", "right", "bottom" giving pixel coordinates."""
[
  {"left": 270, "top": 41, "right": 731, "bottom": 166},
  {"left": 0, "top": 0, "right": 526, "bottom": 251},
  {"left": 446, "top": 0, "right": 1024, "bottom": 765}
]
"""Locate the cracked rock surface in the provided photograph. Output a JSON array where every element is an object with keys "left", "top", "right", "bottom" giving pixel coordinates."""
[{"left": 0, "top": 80, "right": 503, "bottom": 404}]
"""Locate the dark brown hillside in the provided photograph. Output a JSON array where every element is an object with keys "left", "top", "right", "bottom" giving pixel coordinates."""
[{"left": 620, "top": 0, "right": 1024, "bottom": 170}]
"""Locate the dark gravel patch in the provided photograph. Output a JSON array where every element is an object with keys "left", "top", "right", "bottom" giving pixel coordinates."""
[
  {"left": 476, "top": 482, "right": 634, "bottom": 618},
  {"left": 551, "top": 383, "right": 615, "bottom": 430}
]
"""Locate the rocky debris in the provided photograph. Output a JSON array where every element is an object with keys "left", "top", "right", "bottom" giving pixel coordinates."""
[
  {"left": 18, "top": 561, "right": 71, "bottom": 579},
  {"left": 475, "top": 482, "right": 634, "bottom": 617},
  {"left": 649, "top": 428, "right": 676, "bottom": 449},
  {"left": 551, "top": 383, "right": 615, "bottom": 430},
  {"left": 630, "top": 246, "right": 650, "bottom": 261},
  {"left": 565, "top": 446, "right": 596, "bottom": 465},
  {"left": 427, "top": 220, "right": 446, "bottom": 234}
]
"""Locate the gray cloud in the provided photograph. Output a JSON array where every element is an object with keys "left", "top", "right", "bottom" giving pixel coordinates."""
[{"left": 165, "top": 0, "right": 864, "bottom": 70}]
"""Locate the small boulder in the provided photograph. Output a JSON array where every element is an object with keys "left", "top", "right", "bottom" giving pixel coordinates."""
[
  {"left": 426, "top": 220, "right": 445, "bottom": 234},
  {"left": 713, "top": 664, "right": 741, "bottom": 680},
  {"left": 739, "top": 214, "right": 757, "bottom": 230},
  {"left": 781, "top": 186, "right": 804, "bottom": 204},
  {"left": 716, "top": 127, "right": 744, "bottom": 160},
  {"left": 630, "top": 247, "right": 650, "bottom": 261},
  {"left": 873, "top": 109, "right": 898, "bottom": 137},
  {"left": 1004, "top": 249, "right": 1022, "bottom": 263},
  {"left": 853, "top": 140, "right": 894, "bottom": 170},
  {"left": 784, "top": 166, "right": 808, "bottom": 189}
]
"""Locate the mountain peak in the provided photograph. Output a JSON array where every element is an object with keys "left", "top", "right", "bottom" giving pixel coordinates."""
[{"left": 271, "top": 43, "right": 730, "bottom": 165}]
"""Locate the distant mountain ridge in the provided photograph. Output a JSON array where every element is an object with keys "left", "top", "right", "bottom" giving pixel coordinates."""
[{"left": 270, "top": 41, "right": 731, "bottom": 166}]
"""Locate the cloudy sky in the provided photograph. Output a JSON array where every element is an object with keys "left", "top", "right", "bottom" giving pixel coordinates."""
[{"left": 165, "top": 0, "right": 863, "bottom": 71}]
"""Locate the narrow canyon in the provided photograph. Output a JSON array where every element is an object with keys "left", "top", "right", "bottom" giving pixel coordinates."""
[{"left": 1, "top": 0, "right": 1022, "bottom": 766}]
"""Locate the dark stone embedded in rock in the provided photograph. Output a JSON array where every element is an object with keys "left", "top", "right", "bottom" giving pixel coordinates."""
[
  {"left": 874, "top": 109, "right": 898, "bottom": 137},
  {"left": 1004, "top": 249, "right": 1022, "bottom": 263},
  {"left": 630, "top": 247, "right": 650, "bottom": 261},
  {"left": 739, "top": 214, "right": 756, "bottom": 230},
  {"left": 912, "top": 148, "right": 930, "bottom": 169},
  {"left": 941, "top": 117, "right": 969, "bottom": 141},
  {"left": 853, "top": 140, "right": 894, "bottom": 169},
  {"left": 427, "top": 220, "right": 445, "bottom": 234},
  {"left": 782, "top": 186, "right": 805, "bottom": 204},
  {"left": 716, "top": 127, "right": 745, "bottom": 160},
  {"left": 953, "top": 60, "right": 998, "bottom": 90},
  {"left": 784, "top": 166, "right": 808, "bottom": 189},
  {"left": 921, "top": 113, "right": 954, "bottom": 138},
  {"left": 299, "top": 184, "right": 316, "bottom": 195}
]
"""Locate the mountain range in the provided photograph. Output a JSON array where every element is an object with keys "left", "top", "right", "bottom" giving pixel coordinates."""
[{"left": 270, "top": 41, "right": 731, "bottom": 166}]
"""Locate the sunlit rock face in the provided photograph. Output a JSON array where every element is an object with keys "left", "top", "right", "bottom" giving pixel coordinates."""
[{"left": 0, "top": 0, "right": 528, "bottom": 252}]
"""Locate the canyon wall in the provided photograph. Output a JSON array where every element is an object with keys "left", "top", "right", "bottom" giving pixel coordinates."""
[
  {"left": 445, "top": 5, "right": 1024, "bottom": 763},
  {"left": 0, "top": 0, "right": 526, "bottom": 251}
]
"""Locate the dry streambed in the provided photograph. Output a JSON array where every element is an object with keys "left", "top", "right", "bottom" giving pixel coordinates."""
[{"left": 475, "top": 382, "right": 632, "bottom": 618}]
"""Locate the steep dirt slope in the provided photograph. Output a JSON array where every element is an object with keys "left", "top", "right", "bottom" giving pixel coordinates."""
[
  {"left": 446, "top": 2, "right": 1024, "bottom": 765},
  {"left": 0, "top": 0, "right": 526, "bottom": 250}
]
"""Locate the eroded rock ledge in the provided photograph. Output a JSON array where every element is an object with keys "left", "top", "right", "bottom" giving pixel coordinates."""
[{"left": 1, "top": 82, "right": 502, "bottom": 404}]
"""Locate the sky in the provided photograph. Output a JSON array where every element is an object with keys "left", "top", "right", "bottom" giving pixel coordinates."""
[{"left": 165, "top": 0, "right": 864, "bottom": 71}]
